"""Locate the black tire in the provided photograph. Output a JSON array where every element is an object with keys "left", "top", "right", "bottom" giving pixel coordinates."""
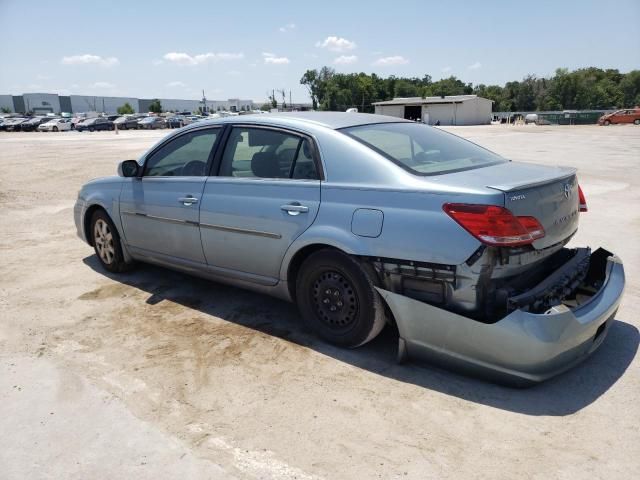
[
  {"left": 90, "top": 210, "right": 132, "bottom": 273},
  {"left": 53, "top": 126, "right": 58, "bottom": 132},
  {"left": 634, "top": 119, "right": 640, "bottom": 125},
  {"left": 89, "top": 127, "right": 95, "bottom": 132},
  {"left": 603, "top": 120, "right": 610, "bottom": 126},
  {"left": 296, "top": 249, "right": 386, "bottom": 348}
]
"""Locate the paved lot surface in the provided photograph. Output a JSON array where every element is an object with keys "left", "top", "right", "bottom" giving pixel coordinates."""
[{"left": 1, "top": 125, "right": 639, "bottom": 479}]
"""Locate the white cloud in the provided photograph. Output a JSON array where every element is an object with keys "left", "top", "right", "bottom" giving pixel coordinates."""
[
  {"left": 441, "top": 66, "right": 452, "bottom": 73},
  {"left": 263, "top": 52, "right": 290, "bottom": 65},
  {"left": 163, "top": 52, "right": 244, "bottom": 66},
  {"left": 90, "top": 82, "right": 115, "bottom": 89},
  {"left": 315, "top": 36, "right": 356, "bottom": 52},
  {"left": 468, "top": 61, "right": 482, "bottom": 70},
  {"left": 61, "top": 54, "right": 119, "bottom": 67},
  {"left": 279, "top": 23, "right": 296, "bottom": 32},
  {"left": 372, "top": 56, "right": 409, "bottom": 66},
  {"left": 334, "top": 55, "right": 358, "bottom": 65},
  {"left": 166, "top": 81, "right": 186, "bottom": 87}
]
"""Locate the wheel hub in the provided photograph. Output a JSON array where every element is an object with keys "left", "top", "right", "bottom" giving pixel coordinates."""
[
  {"left": 94, "top": 219, "right": 115, "bottom": 265},
  {"left": 312, "top": 271, "right": 358, "bottom": 329}
]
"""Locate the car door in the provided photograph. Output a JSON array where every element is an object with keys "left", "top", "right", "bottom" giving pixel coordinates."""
[
  {"left": 622, "top": 110, "right": 635, "bottom": 124},
  {"left": 119, "top": 126, "right": 221, "bottom": 263},
  {"left": 199, "top": 125, "right": 322, "bottom": 283}
]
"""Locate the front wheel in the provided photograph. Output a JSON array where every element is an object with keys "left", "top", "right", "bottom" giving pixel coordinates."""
[
  {"left": 89, "top": 127, "right": 95, "bottom": 132},
  {"left": 296, "top": 249, "right": 387, "bottom": 348},
  {"left": 53, "top": 126, "right": 58, "bottom": 132},
  {"left": 603, "top": 120, "right": 611, "bottom": 126},
  {"left": 90, "top": 210, "right": 132, "bottom": 273}
]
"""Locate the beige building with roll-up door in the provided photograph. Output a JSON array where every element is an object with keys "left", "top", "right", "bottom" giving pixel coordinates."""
[{"left": 373, "top": 95, "right": 492, "bottom": 125}]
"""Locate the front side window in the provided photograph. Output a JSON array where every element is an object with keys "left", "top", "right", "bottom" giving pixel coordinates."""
[
  {"left": 219, "top": 127, "right": 319, "bottom": 179},
  {"left": 144, "top": 128, "right": 219, "bottom": 177},
  {"left": 341, "top": 122, "right": 506, "bottom": 176}
]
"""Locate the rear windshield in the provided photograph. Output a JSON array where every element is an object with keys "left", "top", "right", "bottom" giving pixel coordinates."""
[{"left": 341, "top": 122, "right": 506, "bottom": 175}]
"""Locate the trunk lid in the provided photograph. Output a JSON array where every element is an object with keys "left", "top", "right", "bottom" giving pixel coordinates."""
[
  {"left": 434, "top": 161, "right": 579, "bottom": 249},
  {"left": 485, "top": 162, "right": 579, "bottom": 249}
]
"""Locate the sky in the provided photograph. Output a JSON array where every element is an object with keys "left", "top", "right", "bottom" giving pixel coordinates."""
[{"left": 0, "top": 0, "right": 638, "bottom": 103}]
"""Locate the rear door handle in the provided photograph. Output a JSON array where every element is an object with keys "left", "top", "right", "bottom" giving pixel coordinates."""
[
  {"left": 179, "top": 196, "right": 198, "bottom": 206},
  {"left": 281, "top": 203, "right": 309, "bottom": 215}
]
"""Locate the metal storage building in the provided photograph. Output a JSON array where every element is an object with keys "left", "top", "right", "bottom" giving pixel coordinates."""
[{"left": 373, "top": 95, "right": 492, "bottom": 125}]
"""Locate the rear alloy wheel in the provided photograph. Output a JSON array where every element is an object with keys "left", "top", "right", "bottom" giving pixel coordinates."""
[
  {"left": 296, "top": 249, "right": 386, "bottom": 348},
  {"left": 634, "top": 119, "right": 640, "bottom": 125},
  {"left": 90, "top": 210, "right": 132, "bottom": 273}
]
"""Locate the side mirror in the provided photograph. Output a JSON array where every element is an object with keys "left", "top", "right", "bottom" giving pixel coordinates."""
[{"left": 118, "top": 160, "right": 140, "bottom": 177}]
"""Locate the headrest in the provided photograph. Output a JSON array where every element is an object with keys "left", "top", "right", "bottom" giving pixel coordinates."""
[{"left": 251, "top": 152, "right": 282, "bottom": 178}]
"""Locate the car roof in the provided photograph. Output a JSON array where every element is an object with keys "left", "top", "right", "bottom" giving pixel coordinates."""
[{"left": 195, "top": 111, "right": 411, "bottom": 130}]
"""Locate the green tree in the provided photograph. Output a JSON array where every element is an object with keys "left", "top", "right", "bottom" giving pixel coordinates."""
[
  {"left": 117, "top": 102, "right": 135, "bottom": 115},
  {"left": 148, "top": 99, "right": 162, "bottom": 113},
  {"left": 0, "top": 106, "right": 11, "bottom": 113},
  {"left": 300, "top": 65, "right": 638, "bottom": 112},
  {"left": 618, "top": 70, "right": 640, "bottom": 107}
]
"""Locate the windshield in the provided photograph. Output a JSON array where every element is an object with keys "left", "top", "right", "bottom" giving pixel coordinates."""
[{"left": 341, "top": 122, "right": 506, "bottom": 176}]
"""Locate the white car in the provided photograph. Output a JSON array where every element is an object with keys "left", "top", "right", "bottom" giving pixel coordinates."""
[{"left": 38, "top": 118, "right": 72, "bottom": 132}]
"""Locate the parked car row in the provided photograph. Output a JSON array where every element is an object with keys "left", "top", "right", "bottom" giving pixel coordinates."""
[
  {"left": 1, "top": 114, "right": 202, "bottom": 132},
  {"left": 0, "top": 111, "right": 267, "bottom": 133}
]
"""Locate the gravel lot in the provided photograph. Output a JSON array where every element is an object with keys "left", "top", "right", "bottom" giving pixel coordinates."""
[{"left": 1, "top": 125, "right": 639, "bottom": 479}]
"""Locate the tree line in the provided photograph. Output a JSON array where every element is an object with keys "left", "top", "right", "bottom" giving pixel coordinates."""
[{"left": 300, "top": 67, "right": 640, "bottom": 112}]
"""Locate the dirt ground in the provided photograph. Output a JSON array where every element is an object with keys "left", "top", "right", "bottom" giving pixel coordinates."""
[{"left": 1, "top": 124, "right": 639, "bottom": 480}]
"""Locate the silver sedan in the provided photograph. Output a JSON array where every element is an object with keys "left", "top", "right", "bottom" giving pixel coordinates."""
[{"left": 74, "top": 112, "right": 625, "bottom": 385}]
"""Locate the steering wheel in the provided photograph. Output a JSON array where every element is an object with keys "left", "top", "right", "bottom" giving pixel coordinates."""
[{"left": 182, "top": 160, "right": 206, "bottom": 176}]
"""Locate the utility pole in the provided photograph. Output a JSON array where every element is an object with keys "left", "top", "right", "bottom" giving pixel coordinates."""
[
  {"left": 201, "top": 89, "right": 207, "bottom": 114},
  {"left": 276, "top": 89, "right": 286, "bottom": 110}
]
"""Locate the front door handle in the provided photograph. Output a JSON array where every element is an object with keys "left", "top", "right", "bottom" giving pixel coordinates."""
[
  {"left": 178, "top": 196, "right": 198, "bottom": 206},
  {"left": 281, "top": 203, "right": 309, "bottom": 216}
]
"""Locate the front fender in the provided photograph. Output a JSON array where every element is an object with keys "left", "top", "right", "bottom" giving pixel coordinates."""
[{"left": 76, "top": 181, "right": 129, "bottom": 260}]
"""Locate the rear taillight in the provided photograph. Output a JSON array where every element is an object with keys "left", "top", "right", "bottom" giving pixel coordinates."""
[
  {"left": 443, "top": 203, "right": 545, "bottom": 247},
  {"left": 578, "top": 185, "right": 588, "bottom": 212}
]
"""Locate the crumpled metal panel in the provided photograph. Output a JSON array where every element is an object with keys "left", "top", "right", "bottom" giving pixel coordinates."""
[{"left": 376, "top": 252, "right": 625, "bottom": 386}]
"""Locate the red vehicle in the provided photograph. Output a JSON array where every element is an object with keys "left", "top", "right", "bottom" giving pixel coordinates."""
[{"left": 598, "top": 108, "right": 640, "bottom": 125}]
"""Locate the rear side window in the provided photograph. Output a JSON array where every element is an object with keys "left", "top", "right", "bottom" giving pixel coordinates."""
[
  {"left": 219, "top": 127, "right": 319, "bottom": 180},
  {"left": 341, "top": 122, "right": 506, "bottom": 176}
]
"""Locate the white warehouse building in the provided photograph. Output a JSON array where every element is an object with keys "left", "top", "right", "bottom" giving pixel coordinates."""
[
  {"left": 373, "top": 95, "right": 492, "bottom": 125},
  {"left": 0, "top": 93, "right": 254, "bottom": 115}
]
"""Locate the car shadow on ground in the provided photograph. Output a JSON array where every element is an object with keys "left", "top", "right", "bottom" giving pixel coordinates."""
[{"left": 83, "top": 256, "right": 638, "bottom": 417}]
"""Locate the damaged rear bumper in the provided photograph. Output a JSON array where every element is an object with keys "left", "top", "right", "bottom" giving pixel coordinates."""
[{"left": 376, "top": 248, "right": 625, "bottom": 386}]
